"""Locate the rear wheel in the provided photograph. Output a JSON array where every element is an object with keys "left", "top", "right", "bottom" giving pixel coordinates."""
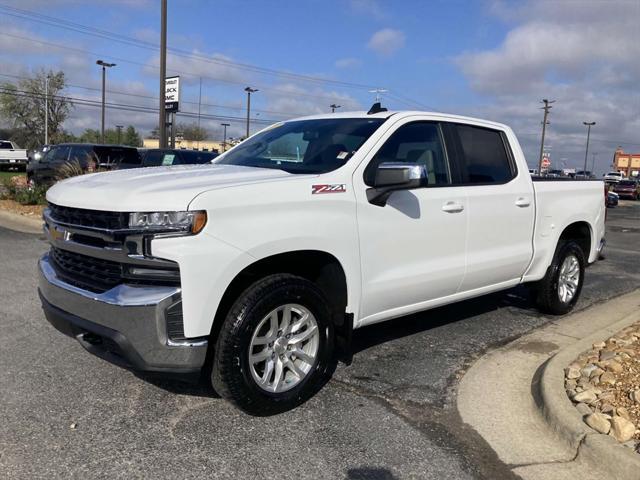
[
  {"left": 535, "top": 241, "right": 585, "bottom": 315},
  {"left": 211, "top": 274, "right": 334, "bottom": 415}
]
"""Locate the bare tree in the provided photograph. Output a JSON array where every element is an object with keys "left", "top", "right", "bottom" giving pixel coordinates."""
[{"left": 0, "top": 69, "right": 73, "bottom": 148}]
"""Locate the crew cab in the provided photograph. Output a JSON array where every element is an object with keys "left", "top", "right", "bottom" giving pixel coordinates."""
[
  {"left": 38, "top": 109, "right": 606, "bottom": 414},
  {"left": 0, "top": 140, "right": 28, "bottom": 171}
]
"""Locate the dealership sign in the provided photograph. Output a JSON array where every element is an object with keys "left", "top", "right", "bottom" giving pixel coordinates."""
[{"left": 165, "top": 76, "right": 180, "bottom": 112}]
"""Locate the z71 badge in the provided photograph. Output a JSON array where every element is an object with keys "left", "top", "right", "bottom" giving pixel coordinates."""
[{"left": 312, "top": 184, "right": 347, "bottom": 194}]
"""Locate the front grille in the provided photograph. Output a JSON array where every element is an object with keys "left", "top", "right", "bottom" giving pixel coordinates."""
[
  {"left": 50, "top": 247, "right": 123, "bottom": 293},
  {"left": 48, "top": 203, "right": 128, "bottom": 230},
  {"left": 49, "top": 247, "right": 181, "bottom": 294}
]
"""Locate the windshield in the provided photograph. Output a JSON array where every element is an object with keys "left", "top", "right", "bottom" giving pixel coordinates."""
[
  {"left": 619, "top": 180, "right": 636, "bottom": 186},
  {"left": 216, "top": 118, "right": 385, "bottom": 174}
]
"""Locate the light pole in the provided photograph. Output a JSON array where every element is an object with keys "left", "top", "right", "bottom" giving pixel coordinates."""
[
  {"left": 159, "top": 0, "right": 168, "bottom": 148},
  {"left": 116, "top": 125, "right": 123, "bottom": 144},
  {"left": 221, "top": 123, "right": 230, "bottom": 152},
  {"left": 330, "top": 103, "right": 341, "bottom": 113},
  {"left": 244, "top": 86, "right": 258, "bottom": 138},
  {"left": 96, "top": 60, "right": 116, "bottom": 144},
  {"left": 44, "top": 74, "right": 49, "bottom": 145},
  {"left": 583, "top": 121, "right": 596, "bottom": 175}
]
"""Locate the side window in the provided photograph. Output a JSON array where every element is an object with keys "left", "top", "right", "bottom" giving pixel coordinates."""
[
  {"left": 453, "top": 124, "right": 515, "bottom": 184},
  {"left": 50, "top": 146, "right": 70, "bottom": 164},
  {"left": 143, "top": 151, "right": 164, "bottom": 167},
  {"left": 365, "top": 122, "right": 450, "bottom": 186},
  {"left": 69, "top": 146, "right": 97, "bottom": 168}
]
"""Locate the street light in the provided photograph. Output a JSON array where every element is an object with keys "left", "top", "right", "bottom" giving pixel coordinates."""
[
  {"left": 330, "top": 104, "right": 341, "bottom": 113},
  {"left": 96, "top": 60, "right": 116, "bottom": 144},
  {"left": 583, "top": 121, "right": 596, "bottom": 176},
  {"left": 221, "top": 123, "right": 230, "bottom": 152},
  {"left": 244, "top": 86, "right": 258, "bottom": 138}
]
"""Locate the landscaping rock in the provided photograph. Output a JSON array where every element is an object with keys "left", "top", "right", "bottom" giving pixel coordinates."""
[
  {"left": 572, "top": 390, "right": 598, "bottom": 404},
  {"left": 585, "top": 412, "right": 611, "bottom": 434},
  {"left": 575, "top": 402, "right": 593, "bottom": 416},
  {"left": 565, "top": 366, "right": 581, "bottom": 379},
  {"left": 610, "top": 415, "right": 635, "bottom": 443}
]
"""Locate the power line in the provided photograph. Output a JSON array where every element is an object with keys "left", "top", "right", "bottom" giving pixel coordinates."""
[{"left": 0, "top": 4, "right": 379, "bottom": 91}]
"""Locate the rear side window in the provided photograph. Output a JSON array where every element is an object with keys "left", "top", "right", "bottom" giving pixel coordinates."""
[
  {"left": 49, "top": 146, "right": 70, "bottom": 163},
  {"left": 453, "top": 124, "right": 515, "bottom": 184},
  {"left": 95, "top": 147, "right": 141, "bottom": 166},
  {"left": 177, "top": 151, "right": 216, "bottom": 164},
  {"left": 0, "top": 141, "right": 12, "bottom": 149},
  {"left": 142, "top": 151, "right": 165, "bottom": 167}
]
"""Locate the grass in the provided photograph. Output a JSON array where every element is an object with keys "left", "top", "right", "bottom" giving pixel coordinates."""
[{"left": 0, "top": 171, "right": 25, "bottom": 182}]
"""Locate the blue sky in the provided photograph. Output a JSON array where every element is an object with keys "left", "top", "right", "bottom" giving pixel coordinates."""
[{"left": 1, "top": 0, "right": 639, "bottom": 173}]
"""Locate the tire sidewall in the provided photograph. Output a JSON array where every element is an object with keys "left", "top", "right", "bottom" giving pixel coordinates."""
[
  {"left": 214, "top": 275, "right": 334, "bottom": 414},
  {"left": 549, "top": 242, "right": 586, "bottom": 313}
]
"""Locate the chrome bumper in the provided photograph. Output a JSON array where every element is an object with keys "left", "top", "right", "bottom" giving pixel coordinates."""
[{"left": 38, "top": 253, "right": 208, "bottom": 373}]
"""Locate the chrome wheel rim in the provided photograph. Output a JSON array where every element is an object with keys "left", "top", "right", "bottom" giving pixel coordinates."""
[
  {"left": 248, "top": 304, "right": 319, "bottom": 393},
  {"left": 558, "top": 255, "right": 580, "bottom": 304}
]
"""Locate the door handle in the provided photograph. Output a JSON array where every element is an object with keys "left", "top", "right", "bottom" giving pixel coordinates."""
[
  {"left": 442, "top": 201, "right": 464, "bottom": 213},
  {"left": 515, "top": 197, "right": 531, "bottom": 207}
]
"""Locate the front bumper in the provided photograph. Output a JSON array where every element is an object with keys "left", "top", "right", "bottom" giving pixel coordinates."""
[{"left": 38, "top": 253, "right": 208, "bottom": 374}]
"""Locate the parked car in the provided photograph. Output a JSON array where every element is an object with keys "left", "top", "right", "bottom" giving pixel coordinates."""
[
  {"left": 574, "top": 170, "right": 595, "bottom": 179},
  {"left": 38, "top": 109, "right": 606, "bottom": 414},
  {"left": 28, "top": 145, "right": 51, "bottom": 164},
  {"left": 27, "top": 144, "right": 141, "bottom": 185},
  {"left": 545, "top": 169, "right": 564, "bottom": 178},
  {"left": 607, "top": 190, "right": 619, "bottom": 207},
  {"left": 603, "top": 171, "right": 624, "bottom": 183},
  {"left": 612, "top": 179, "right": 639, "bottom": 200},
  {"left": 528, "top": 168, "right": 539, "bottom": 175},
  {"left": 141, "top": 149, "right": 218, "bottom": 167},
  {"left": 0, "top": 140, "right": 28, "bottom": 171}
]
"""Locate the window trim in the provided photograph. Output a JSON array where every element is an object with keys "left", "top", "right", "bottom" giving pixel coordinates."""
[
  {"left": 363, "top": 120, "right": 453, "bottom": 188},
  {"left": 444, "top": 122, "right": 518, "bottom": 187}
]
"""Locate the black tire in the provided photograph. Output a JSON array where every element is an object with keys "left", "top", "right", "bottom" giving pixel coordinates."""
[
  {"left": 535, "top": 241, "right": 586, "bottom": 315},
  {"left": 211, "top": 273, "right": 334, "bottom": 415}
]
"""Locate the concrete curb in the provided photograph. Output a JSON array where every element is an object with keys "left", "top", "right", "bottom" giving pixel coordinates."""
[
  {"left": 537, "top": 311, "right": 640, "bottom": 479},
  {"left": 0, "top": 209, "right": 42, "bottom": 234}
]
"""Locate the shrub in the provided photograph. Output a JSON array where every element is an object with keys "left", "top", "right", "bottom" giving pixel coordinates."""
[
  {"left": 0, "top": 177, "right": 47, "bottom": 205},
  {"left": 54, "top": 160, "right": 84, "bottom": 181}
]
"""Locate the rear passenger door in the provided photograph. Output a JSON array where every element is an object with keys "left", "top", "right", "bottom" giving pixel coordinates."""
[{"left": 446, "top": 122, "right": 535, "bottom": 291}]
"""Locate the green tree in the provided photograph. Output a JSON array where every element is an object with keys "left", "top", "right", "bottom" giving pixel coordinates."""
[
  {"left": 0, "top": 69, "right": 73, "bottom": 148},
  {"left": 123, "top": 125, "right": 142, "bottom": 147},
  {"left": 178, "top": 122, "right": 208, "bottom": 141}
]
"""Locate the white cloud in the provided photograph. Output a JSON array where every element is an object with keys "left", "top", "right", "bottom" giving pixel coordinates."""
[
  {"left": 264, "top": 83, "right": 361, "bottom": 118},
  {"left": 453, "top": 0, "right": 640, "bottom": 173},
  {"left": 367, "top": 28, "right": 406, "bottom": 57},
  {"left": 349, "top": 0, "right": 386, "bottom": 19},
  {"left": 335, "top": 57, "right": 362, "bottom": 69}
]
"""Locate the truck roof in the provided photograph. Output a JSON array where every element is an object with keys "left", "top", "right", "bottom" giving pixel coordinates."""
[{"left": 288, "top": 110, "right": 510, "bottom": 131}]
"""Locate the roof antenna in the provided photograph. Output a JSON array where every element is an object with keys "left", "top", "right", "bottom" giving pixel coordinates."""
[{"left": 367, "top": 102, "right": 388, "bottom": 115}]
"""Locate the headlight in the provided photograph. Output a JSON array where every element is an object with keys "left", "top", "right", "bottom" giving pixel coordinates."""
[{"left": 129, "top": 210, "right": 207, "bottom": 234}]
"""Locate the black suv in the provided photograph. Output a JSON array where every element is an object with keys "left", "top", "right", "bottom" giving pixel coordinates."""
[
  {"left": 141, "top": 149, "right": 218, "bottom": 167},
  {"left": 27, "top": 144, "right": 141, "bottom": 185}
]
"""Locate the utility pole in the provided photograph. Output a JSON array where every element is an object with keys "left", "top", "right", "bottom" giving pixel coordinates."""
[
  {"left": 537, "top": 99, "right": 555, "bottom": 174},
  {"left": 96, "top": 60, "right": 116, "bottom": 144},
  {"left": 244, "top": 87, "right": 258, "bottom": 138},
  {"left": 116, "top": 125, "right": 123, "bottom": 144},
  {"left": 369, "top": 88, "right": 388, "bottom": 103},
  {"left": 330, "top": 103, "right": 341, "bottom": 113},
  {"left": 159, "top": 0, "right": 168, "bottom": 148},
  {"left": 221, "top": 123, "right": 230, "bottom": 152},
  {"left": 583, "top": 121, "right": 596, "bottom": 175},
  {"left": 44, "top": 74, "right": 49, "bottom": 145},
  {"left": 197, "top": 77, "right": 202, "bottom": 149}
]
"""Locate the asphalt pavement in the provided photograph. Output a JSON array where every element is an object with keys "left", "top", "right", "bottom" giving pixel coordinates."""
[{"left": 0, "top": 201, "right": 638, "bottom": 479}]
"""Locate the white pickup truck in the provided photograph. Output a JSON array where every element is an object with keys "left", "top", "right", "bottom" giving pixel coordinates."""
[
  {"left": 0, "top": 140, "right": 28, "bottom": 170},
  {"left": 39, "top": 108, "right": 606, "bottom": 414}
]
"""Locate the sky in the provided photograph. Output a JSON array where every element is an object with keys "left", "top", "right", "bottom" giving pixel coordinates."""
[{"left": 0, "top": 0, "right": 638, "bottom": 174}]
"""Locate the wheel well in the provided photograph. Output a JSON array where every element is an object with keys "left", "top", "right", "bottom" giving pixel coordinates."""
[
  {"left": 210, "top": 250, "right": 350, "bottom": 349},
  {"left": 559, "top": 222, "right": 591, "bottom": 259}
]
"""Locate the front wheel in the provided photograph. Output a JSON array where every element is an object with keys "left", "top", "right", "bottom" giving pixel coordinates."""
[
  {"left": 535, "top": 241, "right": 585, "bottom": 315},
  {"left": 211, "top": 274, "right": 334, "bottom": 415}
]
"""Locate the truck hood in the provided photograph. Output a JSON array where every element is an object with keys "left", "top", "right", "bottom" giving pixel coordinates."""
[{"left": 46, "top": 164, "right": 293, "bottom": 212}]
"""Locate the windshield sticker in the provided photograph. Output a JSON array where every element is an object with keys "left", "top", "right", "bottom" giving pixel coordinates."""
[
  {"left": 336, "top": 151, "right": 349, "bottom": 160},
  {"left": 312, "top": 184, "right": 346, "bottom": 194}
]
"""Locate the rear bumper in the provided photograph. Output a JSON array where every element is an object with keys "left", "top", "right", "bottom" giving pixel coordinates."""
[
  {"left": 38, "top": 254, "right": 208, "bottom": 374},
  {"left": 0, "top": 158, "right": 27, "bottom": 165}
]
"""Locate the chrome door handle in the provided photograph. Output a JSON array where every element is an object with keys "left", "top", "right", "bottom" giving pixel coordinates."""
[
  {"left": 442, "top": 201, "right": 464, "bottom": 213},
  {"left": 515, "top": 197, "right": 531, "bottom": 207}
]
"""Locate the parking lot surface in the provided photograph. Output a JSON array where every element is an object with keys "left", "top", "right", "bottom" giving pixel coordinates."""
[{"left": 1, "top": 202, "right": 638, "bottom": 479}]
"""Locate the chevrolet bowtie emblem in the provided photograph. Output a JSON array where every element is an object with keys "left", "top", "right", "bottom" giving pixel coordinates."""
[{"left": 51, "top": 226, "right": 71, "bottom": 242}]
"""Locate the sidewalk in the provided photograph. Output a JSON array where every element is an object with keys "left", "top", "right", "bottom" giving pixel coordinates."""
[
  {"left": 0, "top": 209, "right": 42, "bottom": 234},
  {"left": 457, "top": 290, "right": 640, "bottom": 480}
]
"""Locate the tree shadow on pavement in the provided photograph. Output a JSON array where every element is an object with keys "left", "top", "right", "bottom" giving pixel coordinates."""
[{"left": 345, "top": 467, "right": 399, "bottom": 479}]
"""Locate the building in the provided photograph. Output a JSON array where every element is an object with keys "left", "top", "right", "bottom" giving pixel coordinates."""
[
  {"left": 613, "top": 148, "right": 640, "bottom": 178},
  {"left": 143, "top": 138, "right": 225, "bottom": 153}
]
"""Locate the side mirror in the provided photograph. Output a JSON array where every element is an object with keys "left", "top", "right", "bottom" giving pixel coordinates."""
[{"left": 367, "top": 162, "right": 427, "bottom": 207}]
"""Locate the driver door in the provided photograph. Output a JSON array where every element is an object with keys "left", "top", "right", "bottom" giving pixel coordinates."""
[{"left": 354, "top": 118, "right": 468, "bottom": 323}]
